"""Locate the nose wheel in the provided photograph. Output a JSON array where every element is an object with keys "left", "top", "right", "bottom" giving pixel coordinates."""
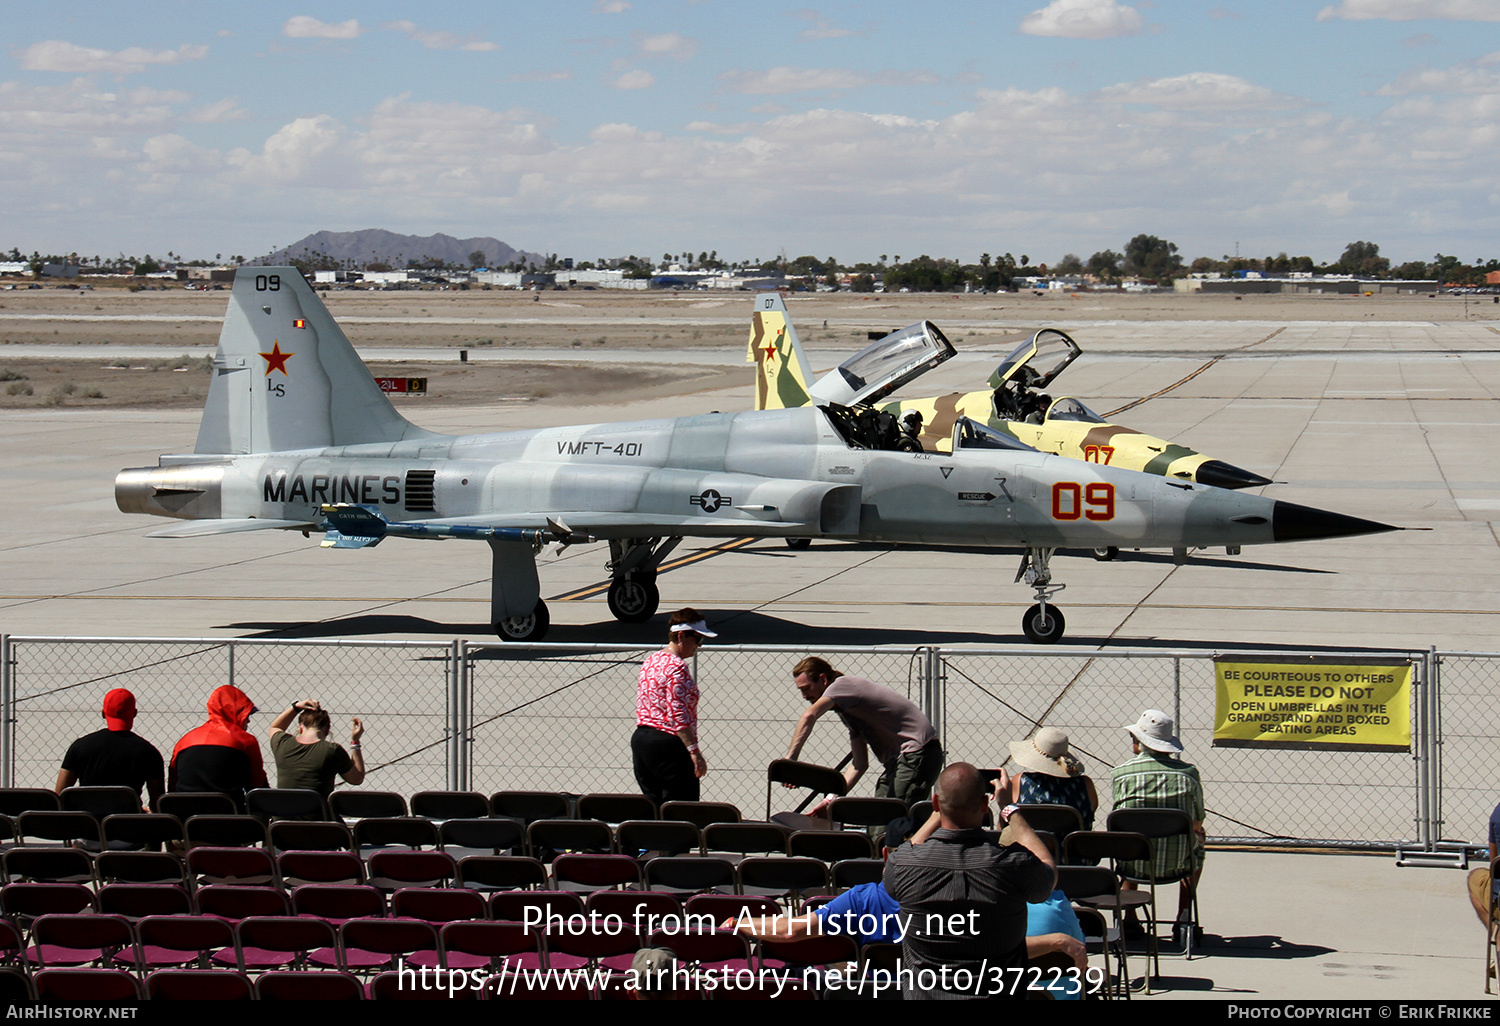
[
  {"left": 1015, "top": 547, "right": 1067, "bottom": 644},
  {"left": 1022, "top": 603, "right": 1065, "bottom": 644}
]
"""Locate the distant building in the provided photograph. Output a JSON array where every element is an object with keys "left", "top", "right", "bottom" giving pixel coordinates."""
[{"left": 1176, "top": 276, "right": 1437, "bottom": 295}]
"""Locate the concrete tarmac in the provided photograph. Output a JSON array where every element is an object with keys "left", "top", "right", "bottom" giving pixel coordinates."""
[{"left": 1, "top": 315, "right": 1497, "bottom": 1000}]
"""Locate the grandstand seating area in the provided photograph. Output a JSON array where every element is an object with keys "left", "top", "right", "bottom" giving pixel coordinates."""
[{"left": 0, "top": 785, "right": 1143, "bottom": 1000}]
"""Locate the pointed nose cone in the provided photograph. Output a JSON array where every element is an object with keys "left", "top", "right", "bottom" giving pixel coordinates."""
[
  {"left": 1272, "top": 501, "right": 1398, "bottom": 542},
  {"left": 1194, "top": 460, "right": 1273, "bottom": 490}
]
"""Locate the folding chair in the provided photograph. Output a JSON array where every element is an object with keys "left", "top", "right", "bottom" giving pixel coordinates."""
[
  {"left": 96, "top": 883, "right": 193, "bottom": 921},
  {"left": 577, "top": 793, "right": 657, "bottom": 824},
  {"left": 33, "top": 968, "right": 141, "bottom": 1001},
  {"left": 488, "top": 890, "right": 584, "bottom": 934},
  {"left": 648, "top": 924, "right": 751, "bottom": 973},
  {"left": 337, "top": 918, "right": 439, "bottom": 974},
  {"left": 457, "top": 855, "right": 547, "bottom": 892},
  {"left": 438, "top": 920, "right": 542, "bottom": 973},
  {"left": 269, "top": 819, "right": 354, "bottom": 853},
  {"left": 702, "top": 821, "right": 788, "bottom": 863},
  {"left": 16, "top": 810, "right": 101, "bottom": 849},
  {"left": 684, "top": 893, "right": 783, "bottom": 925},
  {"left": 642, "top": 856, "right": 736, "bottom": 897},
  {"left": 3, "top": 846, "right": 94, "bottom": 885},
  {"left": 827, "top": 797, "right": 910, "bottom": 832},
  {"left": 234, "top": 915, "right": 338, "bottom": 972},
  {"left": 155, "top": 791, "right": 236, "bottom": 819},
  {"left": 255, "top": 970, "right": 364, "bottom": 1000},
  {"left": 617, "top": 819, "right": 702, "bottom": 858},
  {"left": 58, "top": 787, "right": 141, "bottom": 818},
  {"left": 489, "top": 790, "right": 572, "bottom": 825},
  {"left": 438, "top": 817, "right": 524, "bottom": 856},
  {"left": 354, "top": 817, "right": 441, "bottom": 852},
  {"left": 0, "top": 882, "right": 96, "bottom": 927},
  {"left": 551, "top": 853, "right": 642, "bottom": 894},
  {"left": 410, "top": 790, "right": 491, "bottom": 821},
  {"left": 101, "top": 813, "right": 184, "bottom": 852},
  {"left": 1012, "top": 803, "right": 1085, "bottom": 845},
  {"left": 146, "top": 968, "right": 254, "bottom": 1000},
  {"left": 277, "top": 849, "right": 365, "bottom": 887},
  {"left": 134, "top": 914, "right": 237, "bottom": 971},
  {"left": 831, "top": 858, "right": 885, "bottom": 890},
  {"left": 27, "top": 914, "right": 136, "bottom": 969},
  {"left": 185, "top": 845, "right": 277, "bottom": 888},
  {"left": 247, "top": 788, "right": 329, "bottom": 822},
  {"left": 736, "top": 856, "right": 829, "bottom": 911},
  {"left": 0, "top": 789, "right": 59, "bottom": 816},
  {"left": 587, "top": 889, "right": 681, "bottom": 932},
  {"left": 93, "top": 840, "right": 184, "bottom": 882},
  {"left": 193, "top": 884, "right": 291, "bottom": 922},
  {"left": 1106, "top": 807, "right": 1201, "bottom": 964},
  {"left": 291, "top": 884, "right": 386, "bottom": 926},
  {"left": 661, "top": 800, "right": 742, "bottom": 829},
  {"left": 1056, "top": 865, "right": 1132, "bottom": 999},
  {"left": 788, "top": 829, "right": 875, "bottom": 864},
  {"left": 370, "top": 967, "right": 480, "bottom": 999},
  {"left": 527, "top": 818, "right": 614, "bottom": 860},
  {"left": 366, "top": 850, "right": 458, "bottom": 892},
  {"left": 766, "top": 759, "right": 847, "bottom": 824},
  {"left": 329, "top": 790, "right": 407, "bottom": 822},
  {"left": 391, "top": 887, "right": 488, "bottom": 928},
  {"left": 183, "top": 814, "right": 268, "bottom": 849}
]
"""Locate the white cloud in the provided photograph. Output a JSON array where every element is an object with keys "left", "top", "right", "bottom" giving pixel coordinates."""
[
  {"left": 635, "top": 32, "right": 699, "bottom": 61},
  {"left": 788, "top": 9, "right": 869, "bottom": 40},
  {"left": 282, "top": 16, "right": 362, "bottom": 40},
  {"left": 718, "top": 66, "right": 937, "bottom": 95},
  {"left": 383, "top": 20, "right": 499, "bottom": 52},
  {"left": 15, "top": 40, "right": 208, "bottom": 75},
  {"left": 1020, "top": 0, "right": 1145, "bottom": 38},
  {"left": 595, "top": 0, "right": 631, "bottom": 11},
  {"left": 1102, "top": 72, "right": 1305, "bottom": 110},
  {"left": 611, "top": 70, "right": 656, "bottom": 90},
  {"left": 226, "top": 115, "right": 346, "bottom": 183},
  {"left": 184, "top": 97, "right": 248, "bottom": 124},
  {"left": 1376, "top": 51, "right": 1500, "bottom": 93},
  {"left": 1317, "top": 0, "right": 1500, "bottom": 20}
]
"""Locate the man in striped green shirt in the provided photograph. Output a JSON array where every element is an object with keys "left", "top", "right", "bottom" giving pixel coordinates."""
[{"left": 1110, "top": 709, "right": 1205, "bottom": 934}]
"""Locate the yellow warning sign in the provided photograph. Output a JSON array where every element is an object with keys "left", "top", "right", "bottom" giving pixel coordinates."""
[{"left": 1213, "top": 656, "right": 1411, "bottom": 752}]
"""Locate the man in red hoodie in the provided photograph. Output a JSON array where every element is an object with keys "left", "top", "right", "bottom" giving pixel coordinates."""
[{"left": 168, "top": 685, "right": 266, "bottom": 810}]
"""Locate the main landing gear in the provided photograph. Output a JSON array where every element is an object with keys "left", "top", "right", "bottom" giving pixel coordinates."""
[
  {"left": 606, "top": 537, "right": 681, "bottom": 623},
  {"left": 495, "top": 600, "right": 550, "bottom": 643},
  {"left": 1016, "top": 547, "right": 1067, "bottom": 644}
]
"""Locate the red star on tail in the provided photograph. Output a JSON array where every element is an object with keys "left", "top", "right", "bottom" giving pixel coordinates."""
[{"left": 261, "top": 341, "right": 293, "bottom": 376}]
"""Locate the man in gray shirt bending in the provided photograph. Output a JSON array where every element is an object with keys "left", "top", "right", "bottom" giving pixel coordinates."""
[{"left": 785, "top": 656, "right": 942, "bottom": 806}]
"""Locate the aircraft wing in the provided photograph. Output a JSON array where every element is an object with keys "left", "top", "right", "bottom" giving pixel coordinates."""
[{"left": 147, "top": 518, "right": 315, "bottom": 538}]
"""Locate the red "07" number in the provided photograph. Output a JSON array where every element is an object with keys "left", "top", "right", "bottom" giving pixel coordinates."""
[{"left": 1052, "top": 481, "right": 1115, "bottom": 521}]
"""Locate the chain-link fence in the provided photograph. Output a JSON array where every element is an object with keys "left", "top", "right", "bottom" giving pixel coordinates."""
[
  {"left": 1, "top": 637, "right": 456, "bottom": 797},
  {"left": 0, "top": 635, "right": 1468, "bottom": 849},
  {"left": 1428, "top": 652, "right": 1500, "bottom": 849},
  {"left": 937, "top": 649, "right": 1426, "bottom": 846}
]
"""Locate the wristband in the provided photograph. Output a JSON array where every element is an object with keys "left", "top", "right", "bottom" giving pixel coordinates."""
[
  {"left": 1000, "top": 803, "right": 1020, "bottom": 823},
  {"left": 686, "top": 744, "right": 700, "bottom": 754}
]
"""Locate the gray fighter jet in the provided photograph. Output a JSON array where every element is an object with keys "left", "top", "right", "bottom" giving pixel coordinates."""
[{"left": 115, "top": 268, "right": 1396, "bottom": 643}]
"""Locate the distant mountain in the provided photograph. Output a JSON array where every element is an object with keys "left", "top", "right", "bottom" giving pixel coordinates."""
[{"left": 257, "top": 229, "right": 542, "bottom": 270}]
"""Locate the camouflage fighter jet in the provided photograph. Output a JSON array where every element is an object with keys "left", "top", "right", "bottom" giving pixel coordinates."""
[
  {"left": 117, "top": 270, "right": 1394, "bottom": 644},
  {"left": 746, "top": 294, "right": 1272, "bottom": 491}
]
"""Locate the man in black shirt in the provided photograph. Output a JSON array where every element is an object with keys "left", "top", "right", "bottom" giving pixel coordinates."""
[{"left": 55, "top": 688, "right": 164, "bottom": 809}]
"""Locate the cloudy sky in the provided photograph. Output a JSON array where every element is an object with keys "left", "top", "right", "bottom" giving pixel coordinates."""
[{"left": 5, "top": 0, "right": 1500, "bottom": 266}]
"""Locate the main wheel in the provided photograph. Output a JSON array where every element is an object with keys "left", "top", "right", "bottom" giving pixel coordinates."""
[
  {"left": 785, "top": 537, "right": 812, "bottom": 550},
  {"left": 607, "top": 576, "right": 660, "bottom": 623},
  {"left": 1021, "top": 603, "right": 1066, "bottom": 644},
  {"left": 494, "top": 599, "right": 550, "bottom": 642},
  {"left": 1091, "top": 546, "right": 1118, "bottom": 562}
]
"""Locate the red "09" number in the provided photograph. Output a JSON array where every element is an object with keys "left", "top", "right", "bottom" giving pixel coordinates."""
[{"left": 1052, "top": 481, "right": 1115, "bottom": 521}]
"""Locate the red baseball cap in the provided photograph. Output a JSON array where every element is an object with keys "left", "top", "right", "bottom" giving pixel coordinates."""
[{"left": 103, "top": 689, "right": 136, "bottom": 731}]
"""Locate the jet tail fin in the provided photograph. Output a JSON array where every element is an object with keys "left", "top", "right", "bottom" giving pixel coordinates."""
[
  {"left": 194, "top": 268, "right": 438, "bottom": 455},
  {"left": 746, "top": 293, "right": 816, "bottom": 411}
]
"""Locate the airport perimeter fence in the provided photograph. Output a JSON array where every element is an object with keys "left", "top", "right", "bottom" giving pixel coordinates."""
[{"left": 1, "top": 633, "right": 1487, "bottom": 852}]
